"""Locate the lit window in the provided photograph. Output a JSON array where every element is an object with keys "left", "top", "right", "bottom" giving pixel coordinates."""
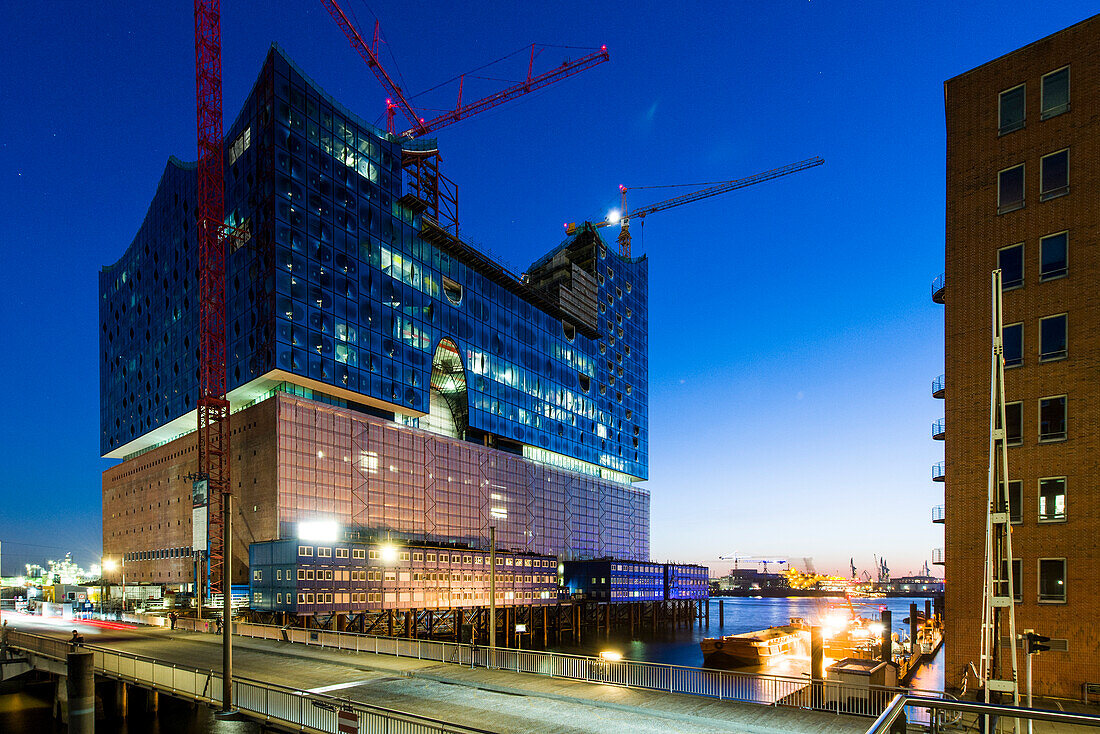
[
  {"left": 998, "top": 85, "right": 1025, "bottom": 134},
  {"left": 1038, "top": 477, "right": 1066, "bottom": 522},
  {"left": 1039, "top": 396, "right": 1066, "bottom": 442},
  {"left": 998, "top": 244, "right": 1024, "bottom": 290},
  {"left": 1040, "top": 150, "right": 1068, "bottom": 200},
  {"left": 1040, "top": 67, "right": 1069, "bottom": 119},
  {"left": 1039, "top": 314, "right": 1067, "bottom": 362},
  {"left": 998, "top": 165, "right": 1025, "bottom": 214},
  {"left": 1040, "top": 232, "right": 1067, "bottom": 280},
  {"left": 1038, "top": 559, "right": 1066, "bottom": 602},
  {"left": 228, "top": 126, "right": 251, "bottom": 166},
  {"left": 1003, "top": 322, "right": 1023, "bottom": 367}
]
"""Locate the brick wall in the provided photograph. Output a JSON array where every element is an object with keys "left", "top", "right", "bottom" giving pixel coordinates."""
[{"left": 943, "top": 14, "right": 1100, "bottom": 698}]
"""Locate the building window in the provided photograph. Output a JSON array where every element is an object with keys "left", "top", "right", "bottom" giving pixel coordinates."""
[
  {"left": 276, "top": 569, "right": 282, "bottom": 580},
  {"left": 253, "top": 570, "right": 262, "bottom": 581},
  {"left": 1038, "top": 477, "right": 1066, "bottom": 522},
  {"left": 306, "top": 593, "right": 315, "bottom": 604},
  {"left": 1040, "top": 150, "right": 1069, "bottom": 200},
  {"left": 1003, "top": 401, "right": 1023, "bottom": 445},
  {"left": 998, "top": 84, "right": 1025, "bottom": 134},
  {"left": 1038, "top": 559, "right": 1066, "bottom": 602},
  {"left": 998, "top": 244, "right": 1024, "bottom": 289},
  {"left": 1039, "top": 396, "right": 1066, "bottom": 442},
  {"left": 1040, "top": 67, "right": 1069, "bottom": 119},
  {"left": 1012, "top": 559, "right": 1023, "bottom": 602},
  {"left": 999, "top": 480, "right": 1023, "bottom": 524},
  {"left": 297, "top": 569, "right": 306, "bottom": 580},
  {"left": 298, "top": 545, "right": 313, "bottom": 557},
  {"left": 1040, "top": 232, "right": 1068, "bottom": 280},
  {"left": 336, "top": 548, "right": 349, "bottom": 558},
  {"left": 1039, "top": 314, "right": 1067, "bottom": 361},
  {"left": 276, "top": 593, "right": 282, "bottom": 604},
  {"left": 352, "top": 549, "right": 365, "bottom": 559},
  {"left": 317, "top": 547, "right": 332, "bottom": 557},
  {"left": 297, "top": 593, "right": 305, "bottom": 604},
  {"left": 997, "top": 165, "right": 1024, "bottom": 214},
  {"left": 1003, "top": 322, "right": 1023, "bottom": 367}
]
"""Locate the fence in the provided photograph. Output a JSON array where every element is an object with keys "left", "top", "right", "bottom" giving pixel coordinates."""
[
  {"left": 866, "top": 694, "right": 1100, "bottom": 733},
  {"left": 7, "top": 630, "right": 492, "bottom": 734},
  {"left": 190, "top": 618, "right": 948, "bottom": 719}
]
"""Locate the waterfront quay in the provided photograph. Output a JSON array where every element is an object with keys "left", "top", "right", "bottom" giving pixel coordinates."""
[{"left": 3, "top": 613, "right": 873, "bottom": 733}]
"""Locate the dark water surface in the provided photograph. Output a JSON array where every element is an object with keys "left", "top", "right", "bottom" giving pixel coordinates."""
[{"left": 0, "top": 595, "right": 941, "bottom": 732}]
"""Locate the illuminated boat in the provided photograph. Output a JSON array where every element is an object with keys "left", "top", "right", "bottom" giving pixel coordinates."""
[{"left": 700, "top": 621, "right": 810, "bottom": 668}]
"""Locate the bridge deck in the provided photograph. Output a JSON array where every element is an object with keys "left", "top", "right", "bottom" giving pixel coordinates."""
[{"left": 8, "top": 614, "right": 868, "bottom": 733}]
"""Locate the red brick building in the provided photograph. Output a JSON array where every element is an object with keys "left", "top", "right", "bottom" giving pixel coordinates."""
[{"left": 942, "top": 15, "right": 1100, "bottom": 698}]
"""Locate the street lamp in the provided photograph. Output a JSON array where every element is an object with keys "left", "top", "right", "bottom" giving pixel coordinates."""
[{"left": 102, "top": 558, "right": 118, "bottom": 615}]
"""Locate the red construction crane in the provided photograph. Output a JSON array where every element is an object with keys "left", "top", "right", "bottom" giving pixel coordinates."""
[
  {"left": 193, "top": 0, "right": 231, "bottom": 623},
  {"left": 320, "top": 0, "right": 609, "bottom": 139},
  {"left": 568, "top": 157, "right": 826, "bottom": 258}
]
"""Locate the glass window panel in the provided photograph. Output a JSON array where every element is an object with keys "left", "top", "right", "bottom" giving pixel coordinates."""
[
  {"left": 1041, "top": 67, "right": 1069, "bottom": 118},
  {"left": 999, "top": 85, "right": 1025, "bottom": 133},
  {"left": 1039, "top": 478, "right": 1066, "bottom": 522},
  {"left": 1039, "top": 314, "right": 1066, "bottom": 361},
  {"left": 1040, "top": 232, "right": 1067, "bottom": 280},
  {"left": 1040, "top": 150, "right": 1068, "bottom": 199},
  {"left": 998, "top": 244, "right": 1024, "bottom": 289},
  {"left": 1003, "top": 323, "right": 1023, "bottom": 367},
  {"left": 1038, "top": 559, "right": 1065, "bottom": 602},
  {"left": 1039, "top": 396, "right": 1066, "bottom": 441},
  {"left": 998, "top": 166, "right": 1024, "bottom": 213}
]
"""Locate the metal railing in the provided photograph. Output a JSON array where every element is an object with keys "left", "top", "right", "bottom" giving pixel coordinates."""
[
  {"left": 866, "top": 694, "right": 1100, "bottom": 733},
  {"left": 932, "top": 273, "right": 945, "bottom": 302},
  {"left": 932, "top": 504, "right": 945, "bottom": 523},
  {"left": 7, "top": 630, "right": 491, "bottom": 734},
  {"left": 932, "top": 548, "right": 945, "bottom": 565},
  {"left": 932, "top": 374, "right": 945, "bottom": 398},
  {"left": 931, "top": 418, "right": 945, "bottom": 439},
  {"left": 932, "top": 461, "right": 945, "bottom": 481},
  {"left": 193, "top": 619, "right": 948, "bottom": 718}
]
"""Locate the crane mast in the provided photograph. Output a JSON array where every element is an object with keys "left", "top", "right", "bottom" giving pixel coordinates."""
[{"left": 194, "top": 0, "right": 231, "bottom": 620}]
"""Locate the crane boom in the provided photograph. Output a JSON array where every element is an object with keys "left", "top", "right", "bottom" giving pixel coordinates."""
[
  {"left": 322, "top": 0, "right": 609, "bottom": 139},
  {"left": 628, "top": 157, "right": 824, "bottom": 220},
  {"left": 568, "top": 157, "right": 824, "bottom": 257},
  {"left": 320, "top": 0, "right": 422, "bottom": 133}
]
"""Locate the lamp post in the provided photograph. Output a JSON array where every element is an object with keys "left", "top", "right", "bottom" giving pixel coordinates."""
[
  {"left": 101, "top": 558, "right": 118, "bottom": 615},
  {"left": 489, "top": 526, "right": 496, "bottom": 666}
]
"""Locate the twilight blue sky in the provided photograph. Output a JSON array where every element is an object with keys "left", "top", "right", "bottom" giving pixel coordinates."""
[{"left": 2, "top": 2, "right": 1095, "bottom": 577}]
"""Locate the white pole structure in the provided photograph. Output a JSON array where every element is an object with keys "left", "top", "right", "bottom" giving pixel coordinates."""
[
  {"left": 979, "top": 268, "right": 1020, "bottom": 733},
  {"left": 489, "top": 525, "right": 496, "bottom": 668}
]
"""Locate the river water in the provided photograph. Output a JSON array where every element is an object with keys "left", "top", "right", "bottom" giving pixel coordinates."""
[{"left": 0, "top": 595, "right": 941, "bottom": 733}]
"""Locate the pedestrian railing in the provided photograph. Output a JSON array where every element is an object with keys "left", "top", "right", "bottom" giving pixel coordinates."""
[
  {"left": 200, "top": 618, "right": 948, "bottom": 718},
  {"left": 866, "top": 694, "right": 1100, "bottom": 733},
  {"left": 7, "top": 630, "right": 492, "bottom": 734}
]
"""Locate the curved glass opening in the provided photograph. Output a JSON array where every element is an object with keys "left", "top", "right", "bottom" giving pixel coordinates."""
[
  {"left": 442, "top": 276, "right": 463, "bottom": 306},
  {"left": 423, "top": 338, "right": 468, "bottom": 439}
]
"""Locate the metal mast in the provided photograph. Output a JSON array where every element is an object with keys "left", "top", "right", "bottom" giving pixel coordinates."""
[
  {"left": 980, "top": 268, "right": 1020, "bottom": 718},
  {"left": 194, "top": 1, "right": 234, "bottom": 711}
]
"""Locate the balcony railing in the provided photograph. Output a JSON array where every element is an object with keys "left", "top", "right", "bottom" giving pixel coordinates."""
[
  {"left": 932, "top": 547, "right": 944, "bottom": 565},
  {"left": 931, "top": 418, "right": 945, "bottom": 441},
  {"left": 932, "top": 374, "right": 944, "bottom": 399},
  {"left": 932, "top": 504, "right": 945, "bottom": 523},
  {"left": 932, "top": 461, "right": 945, "bottom": 482},
  {"left": 931, "top": 273, "right": 945, "bottom": 304}
]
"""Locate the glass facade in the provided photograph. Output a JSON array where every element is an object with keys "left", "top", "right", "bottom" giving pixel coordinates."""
[
  {"left": 100, "top": 44, "right": 648, "bottom": 483},
  {"left": 561, "top": 560, "right": 706, "bottom": 601},
  {"left": 274, "top": 393, "right": 648, "bottom": 561},
  {"left": 249, "top": 538, "right": 558, "bottom": 613}
]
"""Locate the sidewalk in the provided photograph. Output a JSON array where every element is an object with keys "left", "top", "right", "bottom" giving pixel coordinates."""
[{"left": 172, "top": 629, "right": 869, "bottom": 734}]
